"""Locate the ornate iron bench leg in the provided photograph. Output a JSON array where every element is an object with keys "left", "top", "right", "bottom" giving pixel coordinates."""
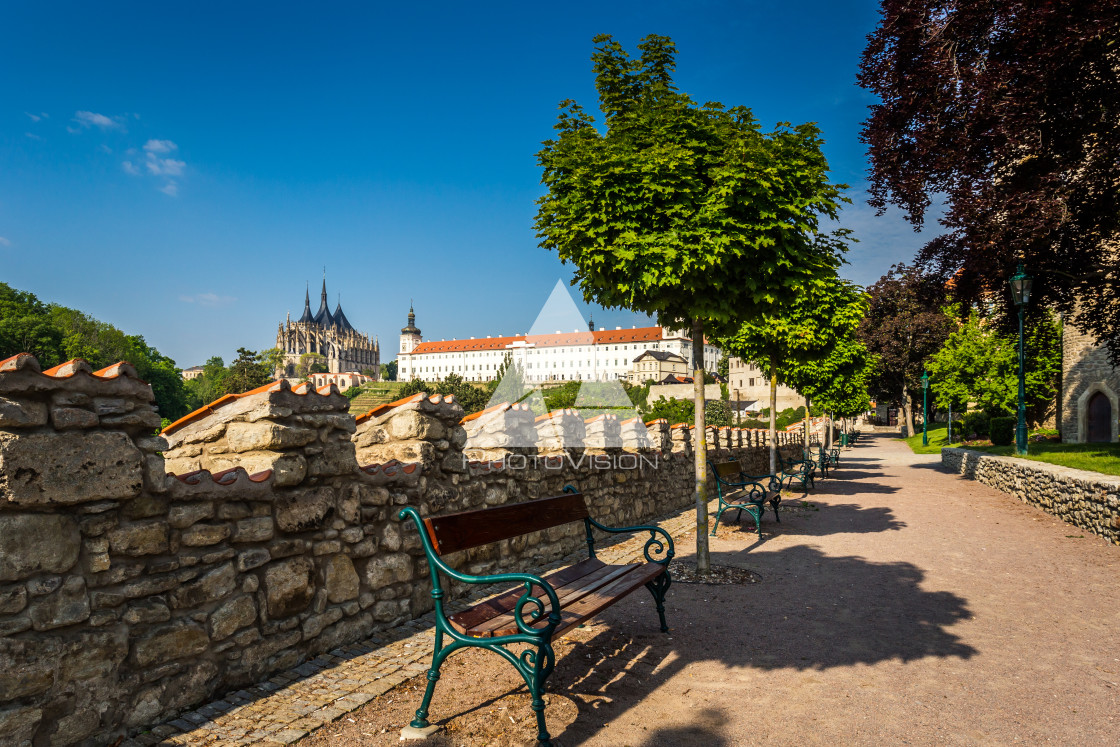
[
  {"left": 770, "top": 494, "right": 781, "bottom": 523},
  {"left": 410, "top": 629, "right": 451, "bottom": 730},
  {"left": 524, "top": 642, "right": 556, "bottom": 746},
  {"left": 645, "top": 570, "right": 672, "bottom": 633}
]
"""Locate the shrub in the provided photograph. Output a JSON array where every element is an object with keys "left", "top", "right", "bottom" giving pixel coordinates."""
[
  {"left": 961, "top": 411, "right": 990, "bottom": 440},
  {"left": 989, "top": 416, "right": 1015, "bottom": 446},
  {"left": 949, "top": 420, "right": 964, "bottom": 443}
]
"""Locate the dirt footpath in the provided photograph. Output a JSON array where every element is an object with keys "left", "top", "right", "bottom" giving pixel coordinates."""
[{"left": 301, "top": 435, "right": 1120, "bottom": 746}]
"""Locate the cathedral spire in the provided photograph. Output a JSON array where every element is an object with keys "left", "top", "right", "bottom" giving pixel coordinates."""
[
  {"left": 313, "top": 273, "right": 334, "bottom": 326},
  {"left": 298, "top": 283, "right": 314, "bottom": 324}
]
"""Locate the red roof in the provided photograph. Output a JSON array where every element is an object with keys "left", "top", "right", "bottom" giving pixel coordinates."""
[{"left": 408, "top": 326, "right": 666, "bottom": 355}]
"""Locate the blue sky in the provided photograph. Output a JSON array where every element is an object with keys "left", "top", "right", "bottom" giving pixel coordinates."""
[{"left": 1, "top": 1, "right": 935, "bottom": 368}]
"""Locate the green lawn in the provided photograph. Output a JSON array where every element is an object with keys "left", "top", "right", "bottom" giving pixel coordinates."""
[
  {"left": 901, "top": 425, "right": 1120, "bottom": 477},
  {"left": 902, "top": 425, "right": 954, "bottom": 455}
]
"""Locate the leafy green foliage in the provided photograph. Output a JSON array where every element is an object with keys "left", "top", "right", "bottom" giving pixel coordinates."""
[
  {"left": 396, "top": 373, "right": 490, "bottom": 415},
  {"left": 926, "top": 307, "right": 1060, "bottom": 421},
  {"left": 961, "top": 411, "right": 991, "bottom": 440},
  {"left": 642, "top": 396, "right": 694, "bottom": 425},
  {"left": 535, "top": 34, "right": 850, "bottom": 331},
  {"left": 989, "top": 416, "right": 1015, "bottom": 446},
  {"left": 0, "top": 282, "right": 190, "bottom": 420},
  {"left": 859, "top": 264, "right": 955, "bottom": 434},
  {"left": 380, "top": 360, "right": 398, "bottom": 381},
  {"left": 859, "top": 1, "right": 1120, "bottom": 360}
]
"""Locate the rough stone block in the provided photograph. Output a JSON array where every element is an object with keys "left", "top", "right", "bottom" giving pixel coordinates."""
[
  {"left": 321, "top": 554, "right": 359, "bottom": 603},
  {"left": 209, "top": 594, "right": 257, "bottom": 640},
  {"left": 0, "top": 396, "right": 48, "bottom": 427},
  {"left": 0, "top": 431, "right": 143, "bottom": 505},
  {"left": 275, "top": 487, "right": 335, "bottom": 533},
  {"left": 108, "top": 520, "right": 169, "bottom": 557},
  {"left": 170, "top": 562, "right": 236, "bottom": 609},
  {"left": 232, "top": 517, "right": 273, "bottom": 543},
  {"left": 28, "top": 576, "right": 90, "bottom": 631},
  {"left": 264, "top": 557, "right": 314, "bottom": 618},
  {"left": 225, "top": 421, "right": 318, "bottom": 452},
  {"left": 133, "top": 621, "right": 209, "bottom": 667},
  {"left": 0, "top": 513, "right": 81, "bottom": 581},
  {"left": 50, "top": 406, "right": 100, "bottom": 429},
  {"left": 180, "top": 522, "right": 232, "bottom": 547},
  {"left": 168, "top": 502, "right": 215, "bottom": 529},
  {"left": 0, "top": 704, "right": 42, "bottom": 744},
  {"left": 362, "top": 553, "right": 413, "bottom": 589},
  {"left": 237, "top": 547, "right": 271, "bottom": 571},
  {"left": 0, "top": 584, "right": 27, "bottom": 614}
]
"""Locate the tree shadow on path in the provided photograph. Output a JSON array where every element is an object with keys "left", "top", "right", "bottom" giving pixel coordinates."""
[{"left": 529, "top": 544, "right": 976, "bottom": 744}]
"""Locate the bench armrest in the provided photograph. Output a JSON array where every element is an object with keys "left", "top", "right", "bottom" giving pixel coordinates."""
[
  {"left": 398, "top": 507, "right": 562, "bottom": 636},
  {"left": 586, "top": 517, "right": 675, "bottom": 567}
]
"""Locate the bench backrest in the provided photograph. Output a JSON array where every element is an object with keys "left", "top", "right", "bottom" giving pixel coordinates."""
[
  {"left": 422, "top": 492, "right": 589, "bottom": 555},
  {"left": 710, "top": 461, "right": 742, "bottom": 480}
]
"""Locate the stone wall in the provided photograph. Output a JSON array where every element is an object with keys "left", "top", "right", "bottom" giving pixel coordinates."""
[
  {"left": 941, "top": 447, "right": 1120, "bottom": 545},
  {"left": 1060, "top": 319, "right": 1120, "bottom": 442},
  {"left": 0, "top": 353, "right": 803, "bottom": 745}
]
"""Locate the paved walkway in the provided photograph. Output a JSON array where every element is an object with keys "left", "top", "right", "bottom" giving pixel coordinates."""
[{"left": 135, "top": 435, "right": 1120, "bottom": 745}]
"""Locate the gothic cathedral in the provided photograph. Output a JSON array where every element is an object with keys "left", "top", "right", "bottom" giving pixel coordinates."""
[{"left": 275, "top": 279, "right": 379, "bottom": 378}]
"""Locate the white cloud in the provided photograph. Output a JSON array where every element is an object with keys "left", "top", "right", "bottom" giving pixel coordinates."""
[
  {"left": 24, "top": 112, "right": 40, "bottom": 122},
  {"left": 179, "top": 292, "right": 235, "bottom": 307},
  {"left": 122, "top": 160, "right": 140, "bottom": 175},
  {"left": 143, "top": 139, "right": 176, "bottom": 154},
  {"left": 159, "top": 181, "right": 179, "bottom": 197},
  {"left": 25, "top": 132, "right": 41, "bottom": 141},
  {"left": 145, "top": 153, "right": 185, "bottom": 176},
  {"left": 0, "top": 237, "right": 11, "bottom": 247},
  {"left": 72, "top": 110, "right": 125, "bottom": 131},
  {"left": 98, "top": 144, "right": 112, "bottom": 154}
]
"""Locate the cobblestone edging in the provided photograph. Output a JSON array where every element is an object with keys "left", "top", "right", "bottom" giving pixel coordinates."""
[
  {"left": 941, "top": 447, "right": 1120, "bottom": 545},
  {"left": 120, "top": 500, "right": 712, "bottom": 746}
]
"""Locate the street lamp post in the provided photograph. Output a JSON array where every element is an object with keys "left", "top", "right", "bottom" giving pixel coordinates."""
[
  {"left": 1009, "top": 263, "right": 1034, "bottom": 456},
  {"left": 921, "top": 370, "right": 930, "bottom": 446}
]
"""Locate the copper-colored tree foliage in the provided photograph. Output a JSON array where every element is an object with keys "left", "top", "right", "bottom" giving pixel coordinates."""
[{"left": 858, "top": 1, "right": 1120, "bottom": 356}]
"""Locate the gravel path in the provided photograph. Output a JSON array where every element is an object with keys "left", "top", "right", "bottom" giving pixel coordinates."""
[{"left": 555, "top": 433, "right": 1120, "bottom": 745}]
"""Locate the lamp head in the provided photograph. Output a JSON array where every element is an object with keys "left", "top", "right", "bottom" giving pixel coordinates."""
[{"left": 1009, "top": 263, "right": 1033, "bottom": 307}]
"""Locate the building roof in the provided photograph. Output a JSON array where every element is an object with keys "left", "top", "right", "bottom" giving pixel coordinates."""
[
  {"left": 633, "top": 350, "right": 687, "bottom": 364},
  {"left": 334, "top": 301, "right": 354, "bottom": 332},
  {"left": 313, "top": 278, "right": 334, "bottom": 327},
  {"left": 408, "top": 326, "right": 667, "bottom": 355},
  {"left": 298, "top": 285, "right": 314, "bottom": 324}
]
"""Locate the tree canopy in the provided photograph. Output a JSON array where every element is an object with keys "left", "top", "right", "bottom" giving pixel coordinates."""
[
  {"left": 536, "top": 34, "right": 849, "bottom": 330},
  {"left": 858, "top": 264, "right": 954, "bottom": 435},
  {"left": 926, "top": 307, "right": 1061, "bottom": 421},
  {"left": 858, "top": 1, "right": 1120, "bottom": 357},
  {"left": 1, "top": 282, "right": 190, "bottom": 420},
  {"left": 536, "top": 34, "right": 853, "bottom": 572}
]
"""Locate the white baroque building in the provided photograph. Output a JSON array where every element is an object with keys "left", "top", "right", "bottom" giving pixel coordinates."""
[{"left": 397, "top": 307, "right": 720, "bottom": 383}]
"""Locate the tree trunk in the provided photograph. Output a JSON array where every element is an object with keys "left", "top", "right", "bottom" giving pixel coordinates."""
[
  {"left": 769, "top": 356, "right": 778, "bottom": 476},
  {"left": 804, "top": 396, "right": 811, "bottom": 461},
  {"left": 902, "top": 387, "right": 915, "bottom": 437},
  {"left": 692, "top": 318, "right": 710, "bottom": 575}
]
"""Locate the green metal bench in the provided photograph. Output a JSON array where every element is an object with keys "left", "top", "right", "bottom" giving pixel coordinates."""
[
  {"left": 398, "top": 487, "right": 674, "bottom": 746},
  {"left": 709, "top": 460, "right": 780, "bottom": 537},
  {"left": 776, "top": 449, "right": 815, "bottom": 492}
]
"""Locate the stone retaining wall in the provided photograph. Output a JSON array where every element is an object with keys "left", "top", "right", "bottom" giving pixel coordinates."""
[
  {"left": 0, "top": 353, "right": 804, "bottom": 745},
  {"left": 941, "top": 447, "right": 1120, "bottom": 545}
]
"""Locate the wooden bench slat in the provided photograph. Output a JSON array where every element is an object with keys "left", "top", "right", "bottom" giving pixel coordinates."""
[
  {"left": 462, "top": 563, "right": 641, "bottom": 637},
  {"left": 423, "top": 493, "right": 590, "bottom": 555},
  {"left": 550, "top": 562, "right": 667, "bottom": 639},
  {"left": 448, "top": 558, "right": 608, "bottom": 632},
  {"left": 468, "top": 562, "right": 665, "bottom": 639}
]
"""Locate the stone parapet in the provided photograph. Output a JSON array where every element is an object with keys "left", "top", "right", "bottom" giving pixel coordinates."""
[
  {"left": 0, "top": 357, "right": 805, "bottom": 746},
  {"left": 942, "top": 447, "right": 1120, "bottom": 544}
]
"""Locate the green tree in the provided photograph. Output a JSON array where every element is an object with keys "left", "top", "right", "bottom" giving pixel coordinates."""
[
  {"left": 716, "top": 353, "right": 729, "bottom": 380},
  {"left": 380, "top": 360, "right": 398, "bottom": 382},
  {"left": 720, "top": 276, "right": 866, "bottom": 470},
  {"left": 0, "top": 283, "right": 63, "bottom": 362},
  {"left": 535, "top": 34, "right": 849, "bottom": 572},
  {"left": 927, "top": 307, "right": 1060, "bottom": 423},
  {"left": 226, "top": 348, "right": 273, "bottom": 395},
  {"left": 859, "top": 264, "right": 955, "bottom": 436}
]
